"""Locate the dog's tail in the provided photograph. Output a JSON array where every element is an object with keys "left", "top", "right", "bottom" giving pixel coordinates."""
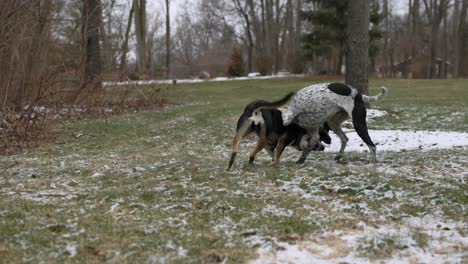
[
  {"left": 362, "top": 87, "right": 387, "bottom": 103},
  {"left": 251, "top": 92, "right": 295, "bottom": 112}
]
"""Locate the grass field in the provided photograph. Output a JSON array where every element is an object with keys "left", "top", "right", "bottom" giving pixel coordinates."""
[{"left": 1, "top": 78, "right": 467, "bottom": 263}]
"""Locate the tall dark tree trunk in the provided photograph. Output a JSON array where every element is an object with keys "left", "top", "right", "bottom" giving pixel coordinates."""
[
  {"left": 120, "top": 3, "right": 134, "bottom": 75},
  {"left": 345, "top": 0, "right": 369, "bottom": 95},
  {"left": 292, "top": 0, "right": 303, "bottom": 73},
  {"left": 134, "top": 0, "right": 147, "bottom": 76},
  {"left": 100, "top": 0, "right": 115, "bottom": 72},
  {"left": 423, "top": 0, "right": 449, "bottom": 78},
  {"left": 15, "top": 0, "right": 51, "bottom": 110},
  {"left": 82, "top": 0, "right": 102, "bottom": 90},
  {"left": 165, "top": 0, "right": 171, "bottom": 79},
  {"left": 453, "top": 0, "right": 460, "bottom": 76},
  {"left": 234, "top": 0, "right": 253, "bottom": 73},
  {"left": 382, "top": 0, "right": 390, "bottom": 77},
  {"left": 457, "top": 0, "right": 468, "bottom": 76},
  {"left": 411, "top": 0, "right": 420, "bottom": 58}
]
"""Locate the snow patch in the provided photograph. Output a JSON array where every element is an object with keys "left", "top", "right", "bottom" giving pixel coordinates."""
[
  {"left": 103, "top": 74, "right": 304, "bottom": 87},
  {"left": 250, "top": 219, "right": 467, "bottom": 264},
  {"left": 325, "top": 129, "right": 468, "bottom": 153},
  {"left": 65, "top": 242, "right": 78, "bottom": 257}
]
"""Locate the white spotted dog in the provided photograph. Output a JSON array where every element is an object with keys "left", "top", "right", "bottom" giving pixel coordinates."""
[{"left": 281, "top": 83, "right": 388, "bottom": 163}]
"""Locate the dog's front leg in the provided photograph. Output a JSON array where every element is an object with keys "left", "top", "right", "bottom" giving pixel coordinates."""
[{"left": 296, "top": 148, "right": 311, "bottom": 164}]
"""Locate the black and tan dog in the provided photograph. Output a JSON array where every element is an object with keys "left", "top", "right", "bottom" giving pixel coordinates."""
[{"left": 227, "top": 93, "right": 331, "bottom": 170}]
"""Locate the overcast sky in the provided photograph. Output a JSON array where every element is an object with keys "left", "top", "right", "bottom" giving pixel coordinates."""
[{"left": 145, "top": 0, "right": 409, "bottom": 22}]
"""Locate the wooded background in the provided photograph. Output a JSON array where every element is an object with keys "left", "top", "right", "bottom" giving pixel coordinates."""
[{"left": 1, "top": 0, "right": 467, "bottom": 110}]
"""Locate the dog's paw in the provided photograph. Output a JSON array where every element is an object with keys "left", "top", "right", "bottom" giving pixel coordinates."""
[
  {"left": 334, "top": 155, "right": 348, "bottom": 164},
  {"left": 271, "top": 160, "right": 280, "bottom": 166},
  {"left": 336, "top": 158, "right": 348, "bottom": 165},
  {"left": 296, "top": 158, "right": 305, "bottom": 164}
]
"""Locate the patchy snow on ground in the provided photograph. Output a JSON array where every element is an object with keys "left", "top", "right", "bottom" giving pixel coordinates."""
[
  {"left": 250, "top": 218, "right": 467, "bottom": 264},
  {"left": 323, "top": 109, "right": 468, "bottom": 153},
  {"left": 325, "top": 129, "right": 468, "bottom": 153},
  {"left": 102, "top": 73, "right": 304, "bottom": 87},
  {"left": 1, "top": 102, "right": 466, "bottom": 263}
]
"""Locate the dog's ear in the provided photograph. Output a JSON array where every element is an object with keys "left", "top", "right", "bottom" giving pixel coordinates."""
[{"left": 319, "top": 128, "right": 331, "bottom": 144}]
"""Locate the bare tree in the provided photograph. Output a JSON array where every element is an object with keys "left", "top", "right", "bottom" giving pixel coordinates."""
[
  {"left": 165, "top": 0, "right": 171, "bottom": 79},
  {"left": 422, "top": 0, "right": 449, "bottom": 78},
  {"left": 81, "top": 0, "right": 102, "bottom": 92},
  {"left": 456, "top": 0, "right": 468, "bottom": 76},
  {"left": 345, "top": 0, "right": 370, "bottom": 95},
  {"left": 120, "top": 2, "right": 134, "bottom": 75},
  {"left": 134, "top": 0, "right": 148, "bottom": 76},
  {"left": 285, "top": 0, "right": 303, "bottom": 73},
  {"left": 13, "top": 0, "right": 52, "bottom": 110},
  {"left": 233, "top": 0, "right": 254, "bottom": 73}
]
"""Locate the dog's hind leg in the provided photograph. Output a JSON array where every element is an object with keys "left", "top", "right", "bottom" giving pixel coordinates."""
[
  {"left": 352, "top": 95, "right": 377, "bottom": 162},
  {"left": 227, "top": 121, "right": 252, "bottom": 170},
  {"left": 249, "top": 128, "right": 267, "bottom": 164},
  {"left": 331, "top": 126, "right": 348, "bottom": 161},
  {"left": 328, "top": 112, "right": 349, "bottom": 161},
  {"left": 265, "top": 146, "right": 275, "bottom": 160},
  {"left": 272, "top": 135, "right": 288, "bottom": 165}
]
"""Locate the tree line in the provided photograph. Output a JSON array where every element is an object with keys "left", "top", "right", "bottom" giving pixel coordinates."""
[{"left": 1, "top": 0, "right": 467, "bottom": 111}]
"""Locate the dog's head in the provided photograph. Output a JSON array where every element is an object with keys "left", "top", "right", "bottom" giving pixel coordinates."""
[{"left": 298, "top": 133, "right": 326, "bottom": 152}]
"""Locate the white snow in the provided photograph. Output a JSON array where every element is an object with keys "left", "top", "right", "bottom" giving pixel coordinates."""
[
  {"left": 325, "top": 129, "right": 468, "bottom": 153},
  {"left": 65, "top": 242, "right": 78, "bottom": 257},
  {"left": 90, "top": 172, "right": 104, "bottom": 178},
  {"left": 316, "top": 109, "right": 468, "bottom": 153},
  {"left": 250, "top": 219, "right": 467, "bottom": 264},
  {"left": 102, "top": 74, "right": 304, "bottom": 87}
]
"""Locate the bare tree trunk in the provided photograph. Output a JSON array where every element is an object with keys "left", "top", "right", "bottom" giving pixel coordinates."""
[
  {"left": 250, "top": 0, "right": 270, "bottom": 75},
  {"left": 134, "top": 0, "right": 147, "bottom": 76},
  {"left": 382, "top": 0, "right": 390, "bottom": 77},
  {"left": 272, "top": 0, "right": 281, "bottom": 73},
  {"left": 345, "top": 0, "right": 369, "bottom": 95},
  {"left": 15, "top": 0, "right": 50, "bottom": 110},
  {"left": 457, "top": 0, "right": 468, "bottom": 76},
  {"left": 442, "top": 9, "right": 448, "bottom": 78},
  {"left": 120, "top": 3, "right": 134, "bottom": 75},
  {"left": 285, "top": 0, "right": 294, "bottom": 72},
  {"left": 235, "top": 0, "right": 254, "bottom": 73},
  {"left": 100, "top": 0, "right": 115, "bottom": 72},
  {"left": 292, "top": 0, "right": 303, "bottom": 73},
  {"left": 165, "top": 0, "right": 171, "bottom": 79},
  {"left": 453, "top": 0, "right": 460, "bottom": 76},
  {"left": 81, "top": 0, "right": 102, "bottom": 93},
  {"left": 423, "top": 0, "right": 449, "bottom": 78},
  {"left": 410, "top": 0, "right": 420, "bottom": 59}
]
